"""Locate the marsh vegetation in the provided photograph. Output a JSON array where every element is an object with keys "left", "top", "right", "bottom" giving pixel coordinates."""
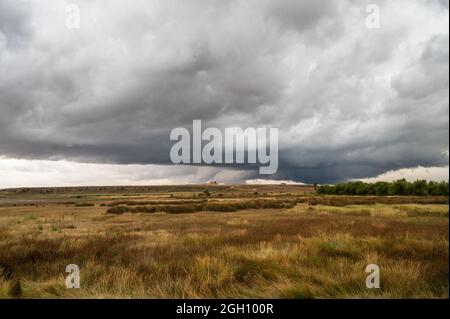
[{"left": 0, "top": 185, "right": 448, "bottom": 298}]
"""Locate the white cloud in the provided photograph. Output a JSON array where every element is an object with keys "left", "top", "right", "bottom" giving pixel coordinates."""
[
  {"left": 1, "top": 157, "right": 447, "bottom": 188},
  {"left": 245, "top": 179, "right": 304, "bottom": 185},
  {"left": 357, "top": 165, "right": 449, "bottom": 183}
]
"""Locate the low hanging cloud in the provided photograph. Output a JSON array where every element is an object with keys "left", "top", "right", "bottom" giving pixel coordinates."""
[
  {"left": 0, "top": 157, "right": 252, "bottom": 188},
  {"left": 0, "top": 0, "right": 448, "bottom": 185}
]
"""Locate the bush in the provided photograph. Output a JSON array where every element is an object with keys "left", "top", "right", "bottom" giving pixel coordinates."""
[
  {"left": 105, "top": 200, "right": 296, "bottom": 215},
  {"left": 9, "top": 279, "right": 21, "bottom": 297}
]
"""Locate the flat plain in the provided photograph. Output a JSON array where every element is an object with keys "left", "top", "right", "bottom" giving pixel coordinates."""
[{"left": 0, "top": 185, "right": 448, "bottom": 298}]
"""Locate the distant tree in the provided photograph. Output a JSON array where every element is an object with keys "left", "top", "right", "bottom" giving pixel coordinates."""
[
  {"left": 388, "top": 179, "right": 409, "bottom": 196},
  {"left": 373, "top": 182, "right": 390, "bottom": 196},
  {"left": 411, "top": 180, "right": 428, "bottom": 196},
  {"left": 316, "top": 179, "right": 448, "bottom": 196},
  {"left": 436, "top": 181, "right": 449, "bottom": 196}
]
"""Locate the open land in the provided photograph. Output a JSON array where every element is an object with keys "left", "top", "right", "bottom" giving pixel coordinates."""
[{"left": 0, "top": 184, "right": 448, "bottom": 298}]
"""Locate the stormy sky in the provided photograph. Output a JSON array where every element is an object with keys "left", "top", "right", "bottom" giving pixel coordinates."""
[{"left": 0, "top": 0, "right": 449, "bottom": 187}]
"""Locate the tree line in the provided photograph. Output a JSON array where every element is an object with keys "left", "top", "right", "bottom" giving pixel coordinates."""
[{"left": 317, "top": 179, "right": 449, "bottom": 196}]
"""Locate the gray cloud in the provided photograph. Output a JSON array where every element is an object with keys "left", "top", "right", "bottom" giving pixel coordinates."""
[
  {"left": 0, "top": 0, "right": 448, "bottom": 183},
  {"left": 0, "top": 0, "right": 31, "bottom": 47}
]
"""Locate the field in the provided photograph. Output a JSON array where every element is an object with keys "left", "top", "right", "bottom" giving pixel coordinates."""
[{"left": 0, "top": 185, "right": 448, "bottom": 298}]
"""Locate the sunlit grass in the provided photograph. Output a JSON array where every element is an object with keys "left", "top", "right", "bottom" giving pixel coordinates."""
[{"left": 0, "top": 192, "right": 448, "bottom": 298}]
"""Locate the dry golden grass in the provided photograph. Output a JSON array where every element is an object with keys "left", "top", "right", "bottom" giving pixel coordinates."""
[{"left": 0, "top": 187, "right": 448, "bottom": 299}]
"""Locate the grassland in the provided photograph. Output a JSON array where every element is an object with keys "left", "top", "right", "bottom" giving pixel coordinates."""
[{"left": 0, "top": 185, "right": 448, "bottom": 298}]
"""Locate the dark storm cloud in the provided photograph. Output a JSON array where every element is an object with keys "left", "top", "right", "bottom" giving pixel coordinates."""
[{"left": 0, "top": 0, "right": 448, "bottom": 183}]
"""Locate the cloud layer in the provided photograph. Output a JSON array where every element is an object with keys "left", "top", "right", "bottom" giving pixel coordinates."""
[{"left": 0, "top": 0, "right": 448, "bottom": 184}]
